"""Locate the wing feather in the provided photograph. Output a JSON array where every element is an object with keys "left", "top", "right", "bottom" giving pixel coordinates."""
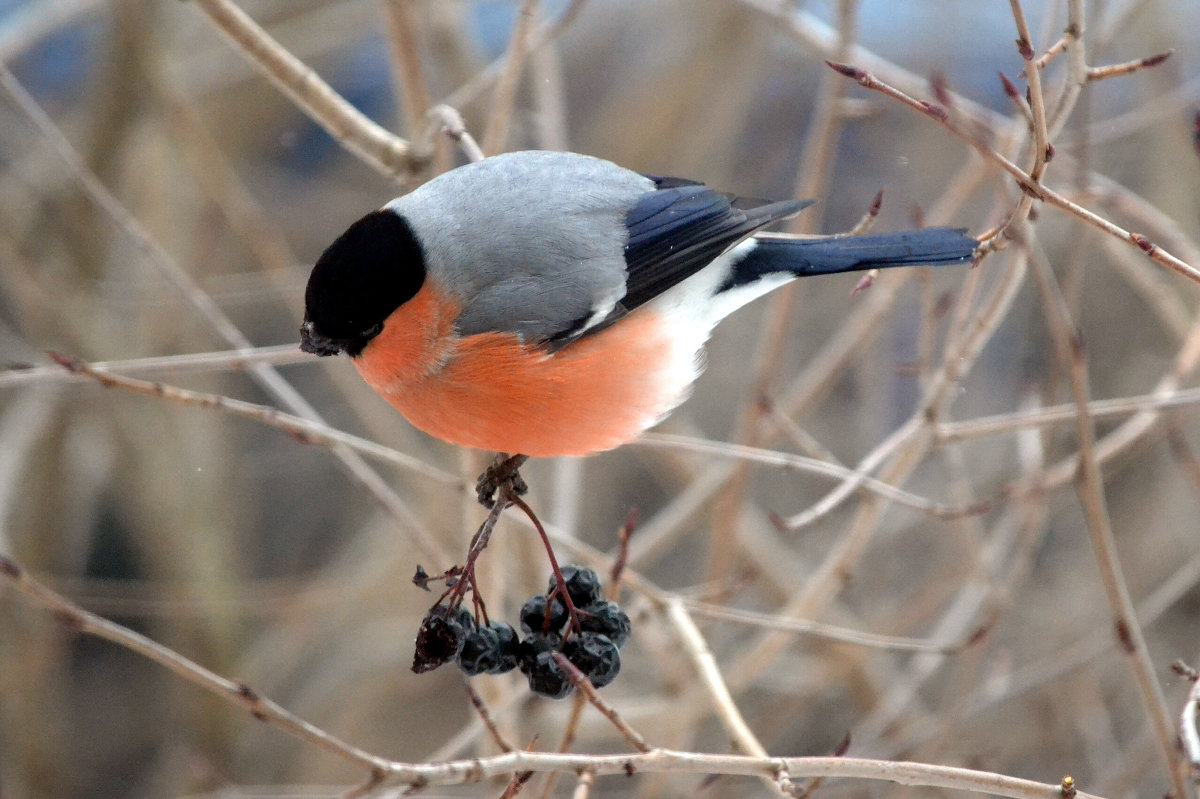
[{"left": 620, "top": 178, "right": 813, "bottom": 312}]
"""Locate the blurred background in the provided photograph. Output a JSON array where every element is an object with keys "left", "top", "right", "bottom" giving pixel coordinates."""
[{"left": 1, "top": 1, "right": 1200, "bottom": 797}]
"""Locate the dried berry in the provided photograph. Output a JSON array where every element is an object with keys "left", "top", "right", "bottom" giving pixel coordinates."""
[
  {"left": 562, "top": 631, "right": 621, "bottom": 688},
  {"left": 458, "top": 621, "right": 522, "bottom": 676},
  {"left": 412, "top": 604, "right": 474, "bottom": 673},
  {"left": 522, "top": 648, "right": 573, "bottom": 699},
  {"left": 517, "top": 631, "right": 562, "bottom": 671},
  {"left": 579, "top": 599, "right": 631, "bottom": 649},
  {"left": 458, "top": 625, "right": 502, "bottom": 676},
  {"left": 519, "top": 594, "right": 567, "bottom": 634},
  {"left": 547, "top": 565, "right": 603, "bottom": 607},
  {"left": 488, "top": 621, "right": 521, "bottom": 674}
]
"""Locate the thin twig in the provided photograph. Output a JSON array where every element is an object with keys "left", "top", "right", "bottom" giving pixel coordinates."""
[
  {"left": 0, "top": 555, "right": 1123, "bottom": 798},
  {"left": 498, "top": 760, "right": 536, "bottom": 799},
  {"left": 0, "top": 555, "right": 392, "bottom": 776},
  {"left": 481, "top": 0, "right": 539, "bottom": 155},
  {"left": 47, "top": 353, "right": 459, "bottom": 485},
  {"left": 0, "top": 344, "right": 307, "bottom": 389},
  {"left": 0, "top": 60, "right": 452, "bottom": 564},
  {"left": 823, "top": 60, "right": 1200, "bottom": 283},
  {"left": 1032, "top": 34, "right": 1071, "bottom": 70},
  {"left": 664, "top": 599, "right": 768, "bottom": 759},
  {"left": 758, "top": 398, "right": 843, "bottom": 465},
  {"left": 998, "top": 71, "right": 1033, "bottom": 128},
  {"left": 609, "top": 509, "right": 635, "bottom": 598},
  {"left": 1004, "top": 0, "right": 1052, "bottom": 242},
  {"left": 551, "top": 653, "right": 652, "bottom": 753},
  {"left": 570, "top": 769, "right": 596, "bottom": 799},
  {"left": 1086, "top": 51, "right": 1173, "bottom": 83},
  {"left": 439, "top": 0, "right": 590, "bottom": 111},
  {"left": 1045, "top": 0, "right": 1087, "bottom": 139},
  {"left": 664, "top": 599, "right": 791, "bottom": 797},
  {"left": 427, "top": 104, "right": 485, "bottom": 162},
  {"left": 682, "top": 601, "right": 969, "bottom": 654},
  {"left": 634, "top": 433, "right": 988, "bottom": 522},
  {"left": 464, "top": 683, "right": 516, "bottom": 753},
  {"left": 190, "top": 0, "right": 427, "bottom": 180},
  {"left": 535, "top": 694, "right": 588, "bottom": 799},
  {"left": 937, "top": 386, "right": 1200, "bottom": 442},
  {"left": 381, "top": 0, "right": 434, "bottom": 136},
  {"left": 1026, "top": 236, "right": 1190, "bottom": 797}
]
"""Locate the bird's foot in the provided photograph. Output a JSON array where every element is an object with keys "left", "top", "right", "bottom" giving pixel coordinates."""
[{"left": 475, "top": 453, "right": 529, "bottom": 507}]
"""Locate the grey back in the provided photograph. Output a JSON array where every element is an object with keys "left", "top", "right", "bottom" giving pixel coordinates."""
[{"left": 388, "top": 151, "right": 652, "bottom": 343}]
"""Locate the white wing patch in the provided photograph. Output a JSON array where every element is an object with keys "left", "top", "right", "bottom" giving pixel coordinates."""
[{"left": 631, "top": 240, "right": 797, "bottom": 433}]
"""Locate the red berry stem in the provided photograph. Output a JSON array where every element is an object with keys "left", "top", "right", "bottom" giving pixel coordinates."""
[{"left": 508, "top": 492, "right": 582, "bottom": 638}]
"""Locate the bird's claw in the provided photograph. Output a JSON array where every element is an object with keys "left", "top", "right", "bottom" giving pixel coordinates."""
[{"left": 475, "top": 453, "right": 529, "bottom": 507}]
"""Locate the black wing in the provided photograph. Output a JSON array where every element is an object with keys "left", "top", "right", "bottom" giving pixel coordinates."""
[{"left": 620, "top": 175, "right": 814, "bottom": 311}]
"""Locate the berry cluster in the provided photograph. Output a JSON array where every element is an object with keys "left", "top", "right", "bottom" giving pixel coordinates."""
[
  {"left": 516, "top": 566, "right": 630, "bottom": 698},
  {"left": 412, "top": 565, "right": 632, "bottom": 699}
]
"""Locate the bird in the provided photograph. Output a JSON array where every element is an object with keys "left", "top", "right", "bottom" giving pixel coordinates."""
[{"left": 300, "top": 150, "right": 976, "bottom": 458}]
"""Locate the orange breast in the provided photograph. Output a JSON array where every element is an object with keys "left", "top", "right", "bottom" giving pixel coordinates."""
[{"left": 353, "top": 283, "right": 689, "bottom": 457}]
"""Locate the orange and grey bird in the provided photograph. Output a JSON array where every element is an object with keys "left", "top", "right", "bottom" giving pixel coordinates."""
[{"left": 300, "top": 150, "right": 976, "bottom": 456}]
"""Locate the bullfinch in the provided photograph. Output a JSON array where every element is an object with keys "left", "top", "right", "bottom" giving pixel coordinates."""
[{"left": 300, "top": 150, "right": 976, "bottom": 457}]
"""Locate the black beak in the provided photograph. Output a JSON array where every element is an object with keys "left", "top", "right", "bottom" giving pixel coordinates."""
[{"left": 299, "top": 319, "right": 342, "bottom": 357}]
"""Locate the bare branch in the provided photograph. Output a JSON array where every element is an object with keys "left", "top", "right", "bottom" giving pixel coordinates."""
[
  {"left": 190, "top": 0, "right": 427, "bottom": 180},
  {"left": 1087, "top": 50, "right": 1174, "bottom": 83},
  {"left": 823, "top": 60, "right": 1200, "bottom": 284}
]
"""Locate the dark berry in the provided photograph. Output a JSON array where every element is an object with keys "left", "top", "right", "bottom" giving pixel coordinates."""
[
  {"left": 579, "top": 599, "right": 631, "bottom": 649},
  {"left": 412, "top": 603, "right": 474, "bottom": 673},
  {"left": 517, "top": 631, "right": 562, "bottom": 672},
  {"left": 488, "top": 622, "right": 521, "bottom": 674},
  {"left": 450, "top": 605, "right": 476, "bottom": 631},
  {"left": 457, "top": 625, "right": 502, "bottom": 676},
  {"left": 519, "top": 594, "right": 567, "bottom": 634},
  {"left": 563, "top": 631, "right": 621, "bottom": 688},
  {"left": 522, "top": 649, "right": 573, "bottom": 699},
  {"left": 547, "top": 565, "right": 603, "bottom": 607}
]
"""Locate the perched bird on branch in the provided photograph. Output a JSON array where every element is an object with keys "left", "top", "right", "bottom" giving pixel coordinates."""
[{"left": 301, "top": 150, "right": 976, "bottom": 457}]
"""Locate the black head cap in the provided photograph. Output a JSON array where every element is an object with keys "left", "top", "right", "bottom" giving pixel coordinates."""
[{"left": 300, "top": 209, "right": 426, "bottom": 357}]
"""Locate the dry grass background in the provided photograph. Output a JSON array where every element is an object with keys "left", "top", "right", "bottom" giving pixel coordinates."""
[{"left": 1, "top": 1, "right": 1200, "bottom": 798}]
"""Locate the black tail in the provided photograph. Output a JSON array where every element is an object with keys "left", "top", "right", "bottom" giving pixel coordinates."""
[{"left": 726, "top": 227, "right": 977, "bottom": 287}]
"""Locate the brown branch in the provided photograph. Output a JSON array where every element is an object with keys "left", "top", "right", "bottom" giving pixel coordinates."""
[
  {"left": 535, "top": 694, "right": 588, "bottom": 799},
  {"left": 634, "top": 433, "right": 986, "bottom": 522},
  {"left": 551, "top": 653, "right": 652, "bottom": 753},
  {"left": 0, "top": 344, "right": 306, "bottom": 389},
  {"left": 0, "top": 552, "right": 1123, "bottom": 797},
  {"left": 0, "top": 555, "right": 393, "bottom": 777},
  {"left": 190, "top": 0, "right": 427, "bottom": 180},
  {"left": 823, "top": 60, "right": 1200, "bottom": 284},
  {"left": 481, "top": 0, "right": 539, "bottom": 155},
  {"left": 381, "top": 0, "right": 434, "bottom": 136},
  {"left": 427, "top": 104, "right": 485, "bottom": 162},
  {"left": 464, "top": 683, "right": 517, "bottom": 754},
  {"left": 47, "top": 353, "right": 460, "bottom": 486},
  {"left": 570, "top": 768, "right": 596, "bottom": 799},
  {"left": 0, "top": 60, "right": 452, "bottom": 565},
  {"left": 1087, "top": 50, "right": 1173, "bottom": 83},
  {"left": 440, "top": 0, "right": 590, "bottom": 111},
  {"left": 1026, "top": 238, "right": 1191, "bottom": 798}
]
